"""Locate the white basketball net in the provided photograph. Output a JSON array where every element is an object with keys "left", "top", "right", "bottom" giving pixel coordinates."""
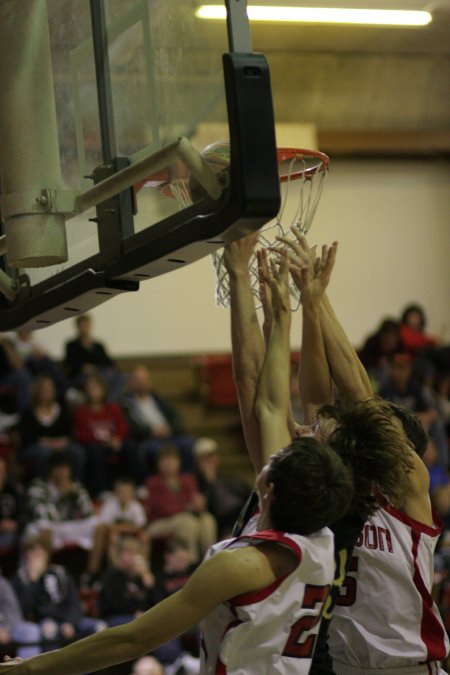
[{"left": 161, "top": 149, "right": 328, "bottom": 311}]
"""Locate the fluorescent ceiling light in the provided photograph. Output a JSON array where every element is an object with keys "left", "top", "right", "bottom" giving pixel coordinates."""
[{"left": 195, "top": 5, "right": 432, "bottom": 27}]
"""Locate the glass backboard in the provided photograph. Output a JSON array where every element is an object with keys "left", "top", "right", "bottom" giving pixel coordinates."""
[{"left": 0, "top": 0, "right": 280, "bottom": 329}]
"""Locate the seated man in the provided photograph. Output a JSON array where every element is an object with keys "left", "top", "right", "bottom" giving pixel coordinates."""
[
  {"left": 121, "top": 365, "right": 196, "bottom": 480},
  {"left": 193, "top": 438, "right": 251, "bottom": 538}
]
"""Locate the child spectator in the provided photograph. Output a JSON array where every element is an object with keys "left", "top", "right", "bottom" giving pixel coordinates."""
[
  {"left": 19, "top": 375, "right": 85, "bottom": 482},
  {"left": 99, "top": 477, "right": 149, "bottom": 557},
  {"left": 154, "top": 538, "right": 197, "bottom": 602},
  {"left": 11, "top": 538, "right": 105, "bottom": 650},
  {"left": 145, "top": 446, "right": 217, "bottom": 562},
  {"left": 99, "top": 536, "right": 155, "bottom": 627},
  {"left": 73, "top": 374, "right": 128, "bottom": 496}
]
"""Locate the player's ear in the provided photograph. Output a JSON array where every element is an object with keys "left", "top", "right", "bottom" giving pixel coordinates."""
[{"left": 263, "top": 482, "right": 275, "bottom": 502}]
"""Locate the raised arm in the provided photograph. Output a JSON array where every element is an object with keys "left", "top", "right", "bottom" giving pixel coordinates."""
[
  {"left": 254, "top": 249, "right": 292, "bottom": 459},
  {"left": 320, "top": 293, "right": 373, "bottom": 401},
  {"left": 224, "top": 233, "right": 266, "bottom": 473},
  {"left": 280, "top": 229, "right": 372, "bottom": 403},
  {"left": 278, "top": 235, "right": 335, "bottom": 423}
]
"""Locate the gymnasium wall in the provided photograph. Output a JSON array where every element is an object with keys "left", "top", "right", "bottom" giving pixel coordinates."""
[{"left": 39, "top": 157, "right": 450, "bottom": 358}]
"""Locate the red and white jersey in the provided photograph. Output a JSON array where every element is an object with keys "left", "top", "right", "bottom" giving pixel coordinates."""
[
  {"left": 329, "top": 498, "right": 449, "bottom": 671},
  {"left": 199, "top": 518, "right": 334, "bottom": 674}
]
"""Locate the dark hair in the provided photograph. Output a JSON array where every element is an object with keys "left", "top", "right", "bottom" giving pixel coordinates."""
[
  {"left": 23, "top": 536, "right": 52, "bottom": 556},
  {"left": 48, "top": 452, "right": 72, "bottom": 471},
  {"left": 266, "top": 437, "right": 353, "bottom": 535},
  {"left": 378, "top": 318, "right": 400, "bottom": 336},
  {"left": 76, "top": 314, "right": 91, "bottom": 327},
  {"left": 401, "top": 304, "right": 426, "bottom": 330},
  {"left": 165, "top": 537, "right": 190, "bottom": 555},
  {"left": 114, "top": 476, "right": 135, "bottom": 488},
  {"left": 318, "top": 398, "right": 414, "bottom": 518},
  {"left": 30, "top": 374, "right": 57, "bottom": 408},
  {"left": 84, "top": 373, "right": 108, "bottom": 405},
  {"left": 387, "top": 402, "right": 428, "bottom": 458},
  {"left": 158, "top": 445, "right": 181, "bottom": 460}
]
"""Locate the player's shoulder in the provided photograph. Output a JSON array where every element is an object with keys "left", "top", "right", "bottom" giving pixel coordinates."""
[{"left": 207, "top": 542, "right": 296, "bottom": 588}]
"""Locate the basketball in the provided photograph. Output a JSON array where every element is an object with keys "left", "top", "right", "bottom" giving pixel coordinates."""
[{"left": 201, "top": 141, "right": 231, "bottom": 172}]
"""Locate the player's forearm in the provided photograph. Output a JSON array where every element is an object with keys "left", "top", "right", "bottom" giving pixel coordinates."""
[
  {"left": 320, "top": 294, "right": 372, "bottom": 400},
  {"left": 24, "top": 592, "right": 197, "bottom": 675},
  {"left": 23, "top": 623, "right": 146, "bottom": 675},
  {"left": 229, "top": 269, "right": 265, "bottom": 382},
  {"left": 229, "top": 269, "right": 266, "bottom": 469},
  {"left": 299, "top": 303, "right": 332, "bottom": 423},
  {"left": 255, "top": 312, "right": 292, "bottom": 454}
]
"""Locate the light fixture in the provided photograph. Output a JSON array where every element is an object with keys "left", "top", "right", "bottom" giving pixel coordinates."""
[{"left": 195, "top": 5, "right": 433, "bottom": 27}]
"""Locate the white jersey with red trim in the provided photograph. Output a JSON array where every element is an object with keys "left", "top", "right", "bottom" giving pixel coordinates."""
[
  {"left": 329, "top": 499, "right": 449, "bottom": 671},
  {"left": 199, "top": 518, "right": 334, "bottom": 674}
]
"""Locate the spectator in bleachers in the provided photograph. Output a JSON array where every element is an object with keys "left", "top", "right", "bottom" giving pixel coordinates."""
[
  {"left": 130, "top": 656, "right": 164, "bottom": 675},
  {"left": 11, "top": 537, "right": 106, "bottom": 651},
  {"left": 12, "top": 329, "right": 67, "bottom": 398},
  {"left": 358, "top": 317, "right": 404, "bottom": 388},
  {"left": 99, "top": 477, "right": 149, "bottom": 558},
  {"left": 0, "top": 570, "right": 41, "bottom": 658},
  {"left": 99, "top": 535, "right": 155, "bottom": 628},
  {"left": 0, "top": 335, "right": 31, "bottom": 412},
  {"left": 152, "top": 538, "right": 199, "bottom": 670},
  {"left": 379, "top": 353, "right": 449, "bottom": 469},
  {"left": 0, "top": 456, "right": 24, "bottom": 551},
  {"left": 121, "top": 366, "right": 195, "bottom": 480},
  {"left": 193, "top": 438, "right": 251, "bottom": 538},
  {"left": 423, "top": 440, "right": 449, "bottom": 494},
  {"left": 73, "top": 374, "right": 128, "bottom": 497},
  {"left": 19, "top": 374, "right": 85, "bottom": 483},
  {"left": 63, "top": 314, "right": 126, "bottom": 402},
  {"left": 24, "top": 453, "right": 108, "bottom": 582},
  {"left": 154, "top": 537, "right": 197, "bottom": 602},
  {"left": 145, "top": 445, "right": 216, "bottom": 562},
  {"left": 400, "top": 303, "right": 450, "bottom": 392}
]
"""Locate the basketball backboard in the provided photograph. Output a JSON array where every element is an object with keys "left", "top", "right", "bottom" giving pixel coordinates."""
[{"left": 0, "top": 0, "right": 280, "bottom": 330}]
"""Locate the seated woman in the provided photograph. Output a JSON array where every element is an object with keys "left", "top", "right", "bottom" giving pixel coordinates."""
[
  {"left": 400, "top": 303, "right": 450, "bottom": 393},
  {"left": 73, "top": 374, "right": 128, "bottom": 497},
  {"left": 19, "top": 375, "right": 85, "bottom": 483},
  {"left": 145, "top": 446, "right": 217, "bottom": 563}
]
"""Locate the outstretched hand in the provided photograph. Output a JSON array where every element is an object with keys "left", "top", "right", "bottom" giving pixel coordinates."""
[
  {"left": 257, "top": 247, "right": 290, "bottom": 318},
  {"left": 0, "top": 655, "right": 23, "bottom": 671},
  {"left": 223, "top": 231, "right": 259, "bottom": 274},
  {"left": 275, "top": 229, "right": 337, "bottom": 306}
]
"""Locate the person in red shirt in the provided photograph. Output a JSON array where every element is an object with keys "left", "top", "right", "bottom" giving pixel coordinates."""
[
  {"left": 145, "top": 446, "right": 216, "bottom": 562},
  {"left": 400, "top": 303, "right": 450, "bottom": 396},
  {"left": 73, "top": 374, "right": 128, "bottom": 497}
]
